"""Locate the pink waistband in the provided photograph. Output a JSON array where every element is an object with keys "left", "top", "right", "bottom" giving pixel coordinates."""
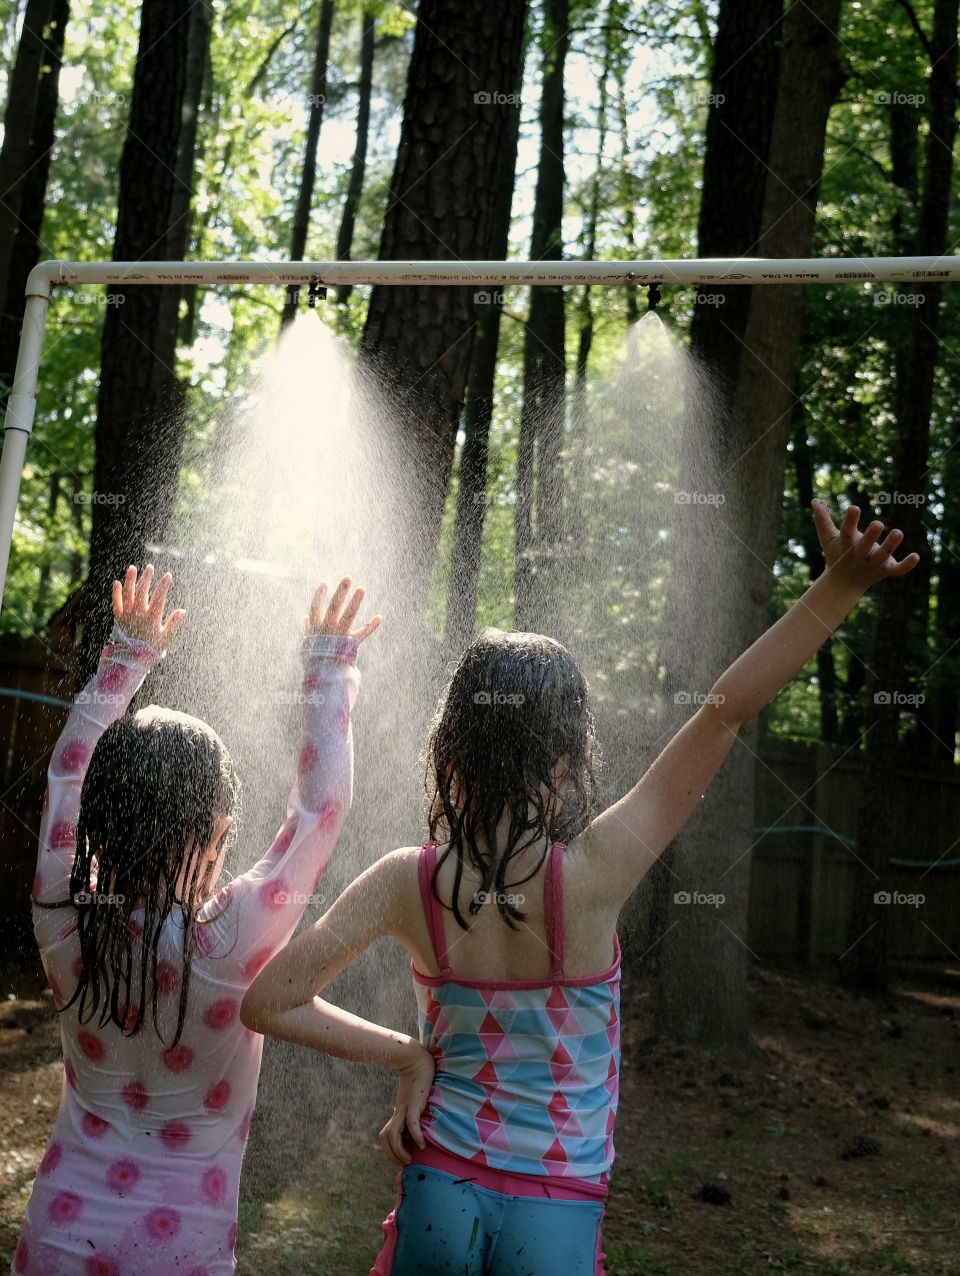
[{"left": 409, "top": 1139, "right": 609, "bottom": 1202}]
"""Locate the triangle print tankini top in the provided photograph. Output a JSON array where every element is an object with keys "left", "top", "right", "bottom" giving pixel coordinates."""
[{"left": 411, "top": 841, "right": 621, "bottom": 1187}]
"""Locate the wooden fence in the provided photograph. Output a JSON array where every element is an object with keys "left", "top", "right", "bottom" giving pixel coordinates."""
[
  {"left": 750, "top": 738, "right": 960, "bottom": 964},
  {"left": 1, "top": 644, "right": 958, "bottom": 966}
]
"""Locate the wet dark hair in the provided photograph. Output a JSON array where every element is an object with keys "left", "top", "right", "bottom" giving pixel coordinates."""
[
  {"left": 61, "top": 705, "right": 240, "bottom": 1045},
  {"left": 425, "top": 628, "right": 600, "bottom": 929}
]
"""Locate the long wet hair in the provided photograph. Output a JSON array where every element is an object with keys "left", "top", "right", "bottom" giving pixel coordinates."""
[
  {"left": 425, "top": 628, "right": 600, "bottom": 929},
  {"left": 61, "top": 706, "right": 240, "bottom": 1046}
]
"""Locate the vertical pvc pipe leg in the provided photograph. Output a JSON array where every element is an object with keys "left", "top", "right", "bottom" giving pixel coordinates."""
[{"left": 0, "top": 292, "right": 51, "bottom": 612}]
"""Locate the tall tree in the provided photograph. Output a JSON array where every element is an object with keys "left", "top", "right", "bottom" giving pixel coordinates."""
[
  {"left": 514, "top": 0, "right": 570, "bottom": 632},
  {"left": 335, "top": 6, "right": 375, "bottom": 309},
  {"left": 842, "top": 0, "right": 959, "bottom": 994},
  {"left": 280, "top": 0, "right": 335, "bottom": 331},
  {"left": 0, "top": 0, "right": 69, "bottom": 401},
  {"left": 359, "top": 0, "right": 528, "bottom": 602},
  {"left": 78, "top": 0, "right": 212, "bottom": 682},
  {"left": 688, "top": 0, "right": 782, "bottom": 411},
  {"left": 444, "top": 42, "right": 524, "bottom": 654},
  {"left": 655, "top": 0, "right": 846, "bottom": 1046}
]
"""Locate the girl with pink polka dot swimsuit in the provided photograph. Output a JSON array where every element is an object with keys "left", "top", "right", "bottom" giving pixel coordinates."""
[{"left": 13, "top": 567, "right": 380, "bottom": 1276}]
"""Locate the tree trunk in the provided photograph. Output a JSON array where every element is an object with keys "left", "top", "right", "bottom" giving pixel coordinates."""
[
  {"left": 359, "top": 0, "right": 528, "bottom": 610},
  {"left": 842, "top": 0, "right": 958, "bottom": 994},
  {"left": 280, "top": 0, "right": 335, "bottom": 331},
  {"left": 444, "top": 63, "right": 523, "bottom": 654},
  {"left": 655, "top": 0, "right": 845, "bottom": 1047},
  {"left": 514, "top": 0, "right": 569, "bottom": 633},
  {"left": 335, "top": 7, "right": 375, "bottom": 309},
  {"left": 688, "top": 0, "right": 782, "bottom": 419},
  {"left": 78, "top": 0, "right": 212, "bottom": 682},
  {"left": 0, "top": 0, "right": 68, "bottom": 404}
]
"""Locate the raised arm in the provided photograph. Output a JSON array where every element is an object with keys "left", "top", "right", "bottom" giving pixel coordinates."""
[
  {"left": 33, "top": 567, "right": 184, "bottom": 923},
  {"left": 587, "top": 500, "right": 920, "bottom": 906},
  {"left": 198, "top": 578, "right": 381, "bottom": 976}
]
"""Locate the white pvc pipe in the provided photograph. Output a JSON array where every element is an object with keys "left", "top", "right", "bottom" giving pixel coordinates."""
[
  {"left": 0, "top": 290, "right": 50, "bottom": 606},
  {"left": 2, "top": 252, "right": 959, "bottom": 614},
  {"left": 24, "top": 254, "right": 960, "bottom": 289}
]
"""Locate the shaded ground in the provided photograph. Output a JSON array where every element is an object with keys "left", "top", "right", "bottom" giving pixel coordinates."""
[{"left": 1, "top": 961, "right": 957, "bottom": 1274}]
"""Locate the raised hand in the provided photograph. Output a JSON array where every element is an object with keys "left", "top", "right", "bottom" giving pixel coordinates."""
[
  {"left": 304, "top": 577, "right": 382, "bottom": 643},
  {"left": 112, "top": 565, "right": 186, "bottom": 654},
  {"left": 811, "top": 499, "right": 920, "bottom": 591}
]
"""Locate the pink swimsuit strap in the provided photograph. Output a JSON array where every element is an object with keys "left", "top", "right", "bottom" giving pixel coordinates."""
[{"left": 418, "top": 840, "right": 567, "bottom": 978}]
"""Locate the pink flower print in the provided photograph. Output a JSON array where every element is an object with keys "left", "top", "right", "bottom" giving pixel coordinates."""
[
  {"left": 270, "top": 817, "right": 298, "bottom": 857},
  {"left": 243, "top": 946, "right": 272, "bottom": 979},
  {"left": 48, "top": 1190, "right": 83, "bottom": 1224},
  {"left": 38, "top": 1140, "right": 62, "bottom": 1175},
  {"left": 122, "top": 1079, "right": 148, "bottom": 1112},
  {"left": 48, "top": 819, "right": 77, "bottom": 849},
  {"left": 335, "top": 704, "right": 350, "bottom": 736},
  {"left": 64, "top": 1056, "right": 77, "bottom": 1089},
  {"left": 144, "top": 1207, "right": 181, "bottom": 1241},
  {"left": 227, "top": 1219, "right": 238, "bottom": 1249},
  {"left": 77, "top": 1030, "right": 105, "bottom": 1063},
  {"left": 316, "top": 798, "right": 341, "bottom": 835},
  {"left": 156, "top": 959, "right": 180, "bottom": 995},
  {"left": 58, "top": 739, "right": 90, "bottom": 774},
  {"left": 98, "top": 663, "right": 128, "bottom": 695},
  {"left": 297, "top": 741, "right": 319, "bottom": 777},
  {"left": 203, "top": 998, "right": 238, "bottom": 1031},
  {"left": 203, "top": 1078, "right": 231, "bottom": 1112},
  {"left": 71, "top": 953, "right": 83, "bottom": 980},
  {"left": 106, "top": 1158, "right": 140, "bottom": 1193},
  {"left": 81, "top": 1111, "right": 110, "bottom": 1139},
  {"left": 13, "top": 1236, "right": 28, "bottom": 1272},
  {"left": 161, "top": 1043, "right": 194, "bottom": 1073},
  {"left": 60, "top": 918, "right": 79, "bottom": 941},
  {"left": 31, "top": 870, "right": 43, "bottom": 897},
  {"left": 201, "top": 1164, "right": 228, "bottom": 1206},
  {"left": 239, "top": 1108, "right": 253, "bottom": 1143},
  {"left": 159, "top": 1120, "right": 191, "bottom": 1152},
  {"left": 127, "top": 918, "right": 143, "bottom": 943},
  {"left": 100, "top": 641, "right": 116, "bottom": 660},
  {"left": 258, "top": 878, "right": 289, "bottom": 911},
  {"left": 193, "top": 923, "right": 216, "bottom": 956},
  {"left": 85, "top": 1254, "right": 120, "bottom": 1276}
]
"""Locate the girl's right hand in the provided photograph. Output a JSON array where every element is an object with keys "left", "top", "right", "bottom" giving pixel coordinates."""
[
  {"left": 112, "top": 565, "right": 186, "bottom": 654},
  {"left": 305, "top": 577, "right": 381, "bottom": 643},
  {"left": 379, "top": 1042, "right": 436, "bottom": 1167}
]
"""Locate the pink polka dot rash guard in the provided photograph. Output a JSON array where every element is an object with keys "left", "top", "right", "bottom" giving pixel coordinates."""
[{"left": 15, "top": 623, "right": 359, "bottom": 1276}]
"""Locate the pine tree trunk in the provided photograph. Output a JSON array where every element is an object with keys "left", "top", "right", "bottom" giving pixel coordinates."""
[
  {"left": 444, "top": 68, "right": 523, "bottom": 654},
  {"left": 335, "top": 7, "right": 375, "bottom": 308},
  {"left": 842, "top": 0, "right": 958, "bottom": 994},
  {"left": 688, "top": 0, "right": 782, "bottom": 417},
  {"left": 280, "top": 0, "right": 335, "bottom": 331},
  {"left": 654, "top": 0, "right": 845, "bottom": 1047},
  {"left": 78, "top": 0, "right": 212, "bottom": 682},
  {"left": 359, "top": 0, "right": 528, "bottom": 609},
  {"left": 514, "top": 0, "right": 569, "bottom": 632},
  {"left": 0, "top": 0, "right": 68, "bottom": 404}
]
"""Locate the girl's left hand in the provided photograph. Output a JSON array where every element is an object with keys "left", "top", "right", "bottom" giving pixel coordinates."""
[
  {"left": 379, "top": 1042, "right": 436, "bottom": 1167},
  {"left": 112, "top": 565, "right": 186, "bottom": 654},
  {"left": 812, "top": 499, "right": 920, "bottom": 590}
]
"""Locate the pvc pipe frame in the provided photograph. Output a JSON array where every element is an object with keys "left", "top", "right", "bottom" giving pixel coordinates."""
[{"left": 2, "top": 253, "right": 959, "bottom": 612}]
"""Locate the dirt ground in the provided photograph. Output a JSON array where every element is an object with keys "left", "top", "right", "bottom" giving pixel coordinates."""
[{"left": 1, "top": 960, "right": 957, "bottom": 1275}]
